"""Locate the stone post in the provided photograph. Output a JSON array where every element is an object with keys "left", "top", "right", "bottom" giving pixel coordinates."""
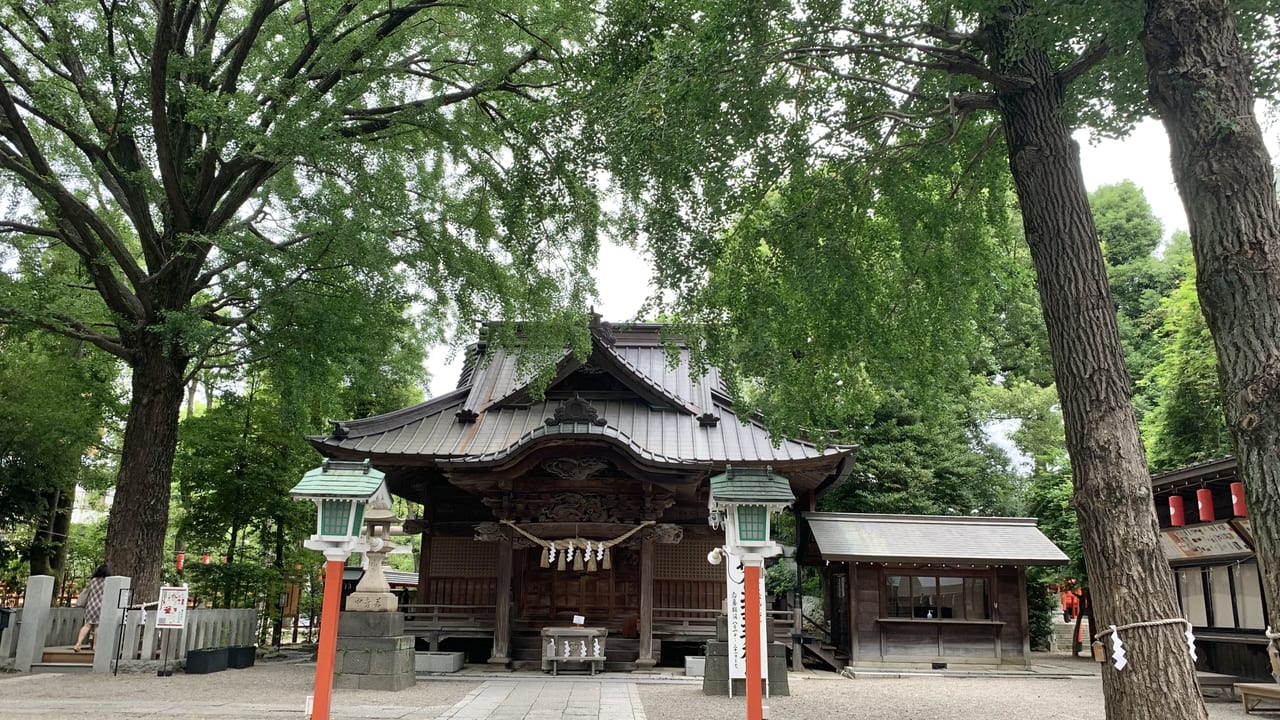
[
  {"left": 14, "top": 575, "right": 53, "bottom": 672},
  {"left": 91, "top": 576, "right": 131, "bottom": 674}
]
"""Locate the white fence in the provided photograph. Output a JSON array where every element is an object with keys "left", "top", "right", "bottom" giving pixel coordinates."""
[{"left": 1, "top": 575, "right": 258, "bottom": 672}]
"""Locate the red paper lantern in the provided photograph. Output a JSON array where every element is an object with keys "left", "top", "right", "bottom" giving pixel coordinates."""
[
  {"left": 201, "top": 553, "right": 211, "bottom": 565},
  {"left": 1196, "top": 488, "right": 1215, "bottom": 522},
  {"left": 1231, "top": 481, "right": 1247, "bottom": 517},
  {"left": 175, "top": 551, "right": 185, "bottom": 571},
  {"left": 1168, "top": 496, "right": 1185, "bottom": 527}
]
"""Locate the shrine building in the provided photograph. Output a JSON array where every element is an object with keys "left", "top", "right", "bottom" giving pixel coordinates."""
[{"left": 311, "top": 318, "right": 1064, "bottom": 671}]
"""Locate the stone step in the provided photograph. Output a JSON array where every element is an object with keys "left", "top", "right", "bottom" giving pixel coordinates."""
[{"left": 30, "top": 662, "right": 94, "bottom": 674}]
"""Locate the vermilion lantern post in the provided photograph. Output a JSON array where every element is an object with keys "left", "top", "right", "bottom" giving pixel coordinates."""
[{"left": 707, "top": 465, "right": 795, "bottom": 720}]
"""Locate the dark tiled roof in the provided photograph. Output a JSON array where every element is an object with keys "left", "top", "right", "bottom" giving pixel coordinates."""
[
  {"left": 802, "top": 512, "right": 1068, "bottom": 566},
  {"left": 312, "top": 323, "right": 851, "bottom": 469}
]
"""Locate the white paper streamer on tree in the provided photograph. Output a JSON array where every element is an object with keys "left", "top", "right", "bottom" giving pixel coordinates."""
[
  {"left": 1094, "top": 617, "right": 1195, "bottom": 670},
  {"left": 1107, "top": 625, "right": 1127, "bottom": 670}
]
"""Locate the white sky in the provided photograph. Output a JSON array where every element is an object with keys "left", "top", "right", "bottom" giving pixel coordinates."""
[{"left": 424, "top": 118, "right": 1280, "bottom": 398}]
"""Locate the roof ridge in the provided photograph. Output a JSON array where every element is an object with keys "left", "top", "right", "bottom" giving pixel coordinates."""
[
  {"left": 326, "top": 386, "right": 468, "bottom": 439},
  {"left": 593, "top": 339, "right": 701, "bottom": 414},
  {"left": 803, "top": 511, "right": 1039, "bottom": 526},
  {"left": 444, "top": 418, "right": 684, "bottom": 467}
]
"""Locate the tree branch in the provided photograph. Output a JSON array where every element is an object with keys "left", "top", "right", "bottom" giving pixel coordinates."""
[
  {"left": 0, "top": 306, "right": 132, "bottom": 360},
  {"left": 1057, "top": 41, "right": 1110, "bottom": 88}
]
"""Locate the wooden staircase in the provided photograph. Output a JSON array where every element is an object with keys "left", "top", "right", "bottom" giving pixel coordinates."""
[
  {"left": 797, "top": 635, "right": 847, "bottom": 673},
  {"left": 31, "top": 645, "right": 95, "bottom": 674}
]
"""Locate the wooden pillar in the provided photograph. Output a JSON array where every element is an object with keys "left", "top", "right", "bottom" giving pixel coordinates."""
[
  {"left": 637, "top": 534, "right": 657, "bottom": 667},
  {"left": 848, "top": 562, "right": 859, "bottom": 663},
  {"left": 414, "top": 529, "right": 432, "bottom": 607},
  {"left": 489, "top": 532, "right": 512, "bottom": 664}
]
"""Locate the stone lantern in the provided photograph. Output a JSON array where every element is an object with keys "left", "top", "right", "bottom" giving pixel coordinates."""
[{"left": 344, "top": 506, "right": 401, "bottom": 612}]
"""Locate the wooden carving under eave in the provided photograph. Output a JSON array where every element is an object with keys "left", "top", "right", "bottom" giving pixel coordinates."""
[
  {"left": 474, "top": 522, "right": 504, "bottom": 542},
  {"left": 543, "top": 457, "right": 610, "bottom": 482},
  {"left": 545, "top": 393, "right": 608, "bottom": 427},
  {"left": 643, "top": 524, "right": 685, "bottom": 544},
  {"left": 482, "top": 492, "right": 674, "bottom": 524}
]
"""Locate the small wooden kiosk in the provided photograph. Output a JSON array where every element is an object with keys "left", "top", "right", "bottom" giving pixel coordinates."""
[{"left": 798, "top": 512, "right": 1067, "bottom": 668}]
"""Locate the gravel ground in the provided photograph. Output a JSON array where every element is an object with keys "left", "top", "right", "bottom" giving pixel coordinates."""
[
  {"left": 639, "top": 674, "right": 1254, "bottom": 720},
  {"left": 0, "top": 662, "right": 477, "bottom": 718},
  {"left": 0, "top": 660, "right": 1259, "bottom": 719}
]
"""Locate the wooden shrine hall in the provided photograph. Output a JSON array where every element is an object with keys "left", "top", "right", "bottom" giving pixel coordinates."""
[{"left": 311, "top": 319, "right": 855, "bottom": 669}]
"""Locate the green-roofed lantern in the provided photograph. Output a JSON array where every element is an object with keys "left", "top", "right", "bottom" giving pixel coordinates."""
[
  {"left": 707, "top": 465, "right": 794, "bottom": 554},
  {"left": 290, "top": 459, "right": 392, "bottom": 555}
]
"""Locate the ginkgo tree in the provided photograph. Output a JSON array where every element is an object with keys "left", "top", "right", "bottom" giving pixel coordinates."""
[{"left": 0, "top": 0, "right": 599, "bottom": 599}]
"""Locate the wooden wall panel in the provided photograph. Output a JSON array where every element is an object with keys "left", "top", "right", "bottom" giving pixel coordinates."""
[
  {"left": 431, "top": 537, "right": 497, "bottom": 577},
  {"left": 423, "top": 577, "right": 497, "bottom": 606},
  {"left": 880, "top": 624, "right": 938, "bottom": 657},
  {"left": 940, "top": 625, "right": 997, "bottom": 657},
  {"left": 656, "top": 536, "right": 721, "bottom": 580},
  {"left": 996, "top": 567, "right": 1025, "bottom": 656},
  {"left": 654, "top": 579, "right": 726, "bottom": 611}
]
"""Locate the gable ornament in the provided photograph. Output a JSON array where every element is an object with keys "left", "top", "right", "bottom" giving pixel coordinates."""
[{"left": 545, "top": 393, "right": 608, "bottom": 427}]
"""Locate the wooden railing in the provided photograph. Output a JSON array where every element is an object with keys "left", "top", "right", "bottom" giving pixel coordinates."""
[
  {"left": 654, "top": 607, "right": 801, "bottom": 643},
  {"left": 401, "top": 603, "right": 495, "bottom": 629}
]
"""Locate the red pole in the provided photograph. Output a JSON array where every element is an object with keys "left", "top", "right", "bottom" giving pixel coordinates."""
[
  {"left": 312, "top": 558, "right": 344, "bottom": 720},
  {"left": 744, "top": 562, "right": 763, "bottom": 720}
]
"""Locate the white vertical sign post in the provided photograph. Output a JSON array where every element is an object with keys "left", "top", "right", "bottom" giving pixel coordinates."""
[
  {"left": 725, "top": 551, "right": 768, "bottom": 693},
  {"left": 156, "top": 586, "right": 189, "bottom": 676}
]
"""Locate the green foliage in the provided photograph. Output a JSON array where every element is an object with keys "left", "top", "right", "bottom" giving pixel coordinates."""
[
  {"left": 1025, "top": 569, "right": 1057, "bottom": 651},
  {"left": 1091, "top": 181, "right": 1164, "bottom": 266},
  {"left": 822, "top": 391, "right": 1021, "bottom": 516},
  {"left": 1140, "top": 275, "right": 1233, "bottom": 471},
  {"left": 0, "top": 0, "right": 603, "bottom": 588},
  {"left": 1026, "top": 469, "right": 1085, "bottom": 582},
  {"left": 765, "top": 561, "right": 798, "bottom": 596},
  {"left": 184, "top": 561, "right": 279, "bottom": 612},
  {"left": 173, "top": 386, "right": 315, "bottom": 558},
  {"left": 0, "top": 330, "right": 117, "bottom": 517},
  {"left": 1088, "top": 183, "right": 1190, "bottom": 419}
]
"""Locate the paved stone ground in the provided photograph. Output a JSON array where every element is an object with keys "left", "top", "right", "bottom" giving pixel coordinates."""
[{"left": 0, "top": 659, "right": 1261, "bottom": 719}]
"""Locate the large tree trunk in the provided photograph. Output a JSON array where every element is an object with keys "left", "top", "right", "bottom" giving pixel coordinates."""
[
  {"left": 991, "top": 35, "right": 1207, "bottom": 720},
  {"left": 29, "top": 486, "right": 72, "bottom": 583},
  {"left": 1143, "top": 0, "right": 1280, "bottom": 639},
  {"left": 105, "top": 336, "right": 187, "bottom": 602}
]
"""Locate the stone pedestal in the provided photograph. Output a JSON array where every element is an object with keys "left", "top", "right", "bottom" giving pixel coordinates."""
[
  {"left": 333, "top": 612, "right": 415, "bottom": 691},
  {"left": 415, "top": 651, "right": 465, "bottom": 673},
  {"left": 702, "top": 616, "right": 789, "bottom": 696}
]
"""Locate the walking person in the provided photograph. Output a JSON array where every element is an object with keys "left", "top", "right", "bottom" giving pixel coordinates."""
[{"left": 72, "top": 564, "right": 109, "bottom": 652}]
